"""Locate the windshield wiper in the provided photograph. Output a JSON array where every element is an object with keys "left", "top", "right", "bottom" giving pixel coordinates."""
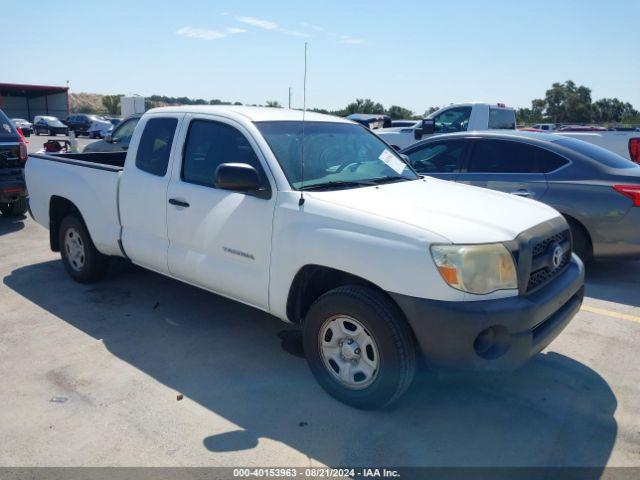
[
  {"left": 298, "top": 180, "right": 378, "bottom": 191},
  {"left": 369, "top": 176, "right": 413, "bottom": 185}
]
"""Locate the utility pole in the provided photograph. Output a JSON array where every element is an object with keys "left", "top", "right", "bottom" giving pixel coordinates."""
[{"left": 288, "top": 87, "right": 292, "bottom": 109}]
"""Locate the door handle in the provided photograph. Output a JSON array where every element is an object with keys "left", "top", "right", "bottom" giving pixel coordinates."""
[
  {"left": 168, "top": 198, "right": 190, "bottom": 208},
  {"left": 511, "top": 189, "right": 532, "bottom": 198}
]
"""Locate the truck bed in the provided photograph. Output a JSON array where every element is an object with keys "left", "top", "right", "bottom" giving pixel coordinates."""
[
  {"left": 553, "top": 131, "right": 639, "bottom": 161},
  {"left": 26, "top": 151, "right": 126, "bottom": 258},
  {"left": 29, "top": 151, "right": 127, "bottom": 170}
]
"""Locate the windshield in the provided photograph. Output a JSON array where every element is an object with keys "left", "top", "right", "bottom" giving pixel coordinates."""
[
  {"left": 45, "top": 118, "right": 65, "bottom": 127},
  {"left": 256, "top": 121, "right": 418, "bottom": 190},
  {"left": 554, "top": 137, "right": 639, "bottom": 169}
]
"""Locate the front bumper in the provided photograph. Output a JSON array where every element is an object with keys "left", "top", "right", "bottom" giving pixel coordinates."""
[{"left": 391, "top": 255, "right": 585, "bottom": 372}]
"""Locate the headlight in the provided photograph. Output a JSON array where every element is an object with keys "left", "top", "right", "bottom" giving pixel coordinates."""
[{"left": 430, "top": 244, "right": 518, "bottom": 295}]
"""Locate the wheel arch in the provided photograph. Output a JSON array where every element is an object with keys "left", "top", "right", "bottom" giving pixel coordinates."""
[
  {"left": 561, "top": 213, "right": 593, "bottom": 257},
  {"left": 49, "top": 196, "right": 83, "bottom": 252},
  {"left": 286, "top": 264, "right": 402, "bottom": 325}
]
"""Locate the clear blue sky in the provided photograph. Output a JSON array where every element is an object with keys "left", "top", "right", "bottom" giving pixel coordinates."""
[{"left": 3, "top": 0, "right": 639, "bottom": 114}]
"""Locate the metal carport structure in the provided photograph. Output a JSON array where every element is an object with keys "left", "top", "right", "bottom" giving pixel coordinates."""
[{"left": 0, "top": 83, "right": 69, "bottom": 121}]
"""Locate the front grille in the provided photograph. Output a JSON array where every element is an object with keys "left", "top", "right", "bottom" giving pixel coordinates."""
[{"left": 526, "top": 229, "right": 571, "bottom": 293}]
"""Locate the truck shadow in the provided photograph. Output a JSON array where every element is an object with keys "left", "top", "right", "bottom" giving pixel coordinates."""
[
  {"left": 0, "top": 214, "right": 25, "bottom": 236},
  {"left": 585, "top": 260, "right": 640, "bottom": 307},
  {"left": 4, "top": 260, "right": 618, "bottom": 472}
]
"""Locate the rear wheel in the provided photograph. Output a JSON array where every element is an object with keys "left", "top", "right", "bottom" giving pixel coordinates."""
[
  {"left": 59, "top": 214, "right": 110, "bottom": 282},
  {"left": 303, "top": 285, "right": 416, "bottom": 409},
  {"left": 0, "top": 199, "right": 27, "bottom": 217}
]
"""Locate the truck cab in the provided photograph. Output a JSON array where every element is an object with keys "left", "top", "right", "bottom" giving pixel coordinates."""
[{"left": 376, "top": 102, "right": 516, "bottom": 150}]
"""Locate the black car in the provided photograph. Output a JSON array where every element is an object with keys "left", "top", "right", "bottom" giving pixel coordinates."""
[
  {"left": 64, "top": 114, "right": 105, "bottom": 136},
  {"left": 0, "top": 109, "right": 28, "bottom": 217},
  {"left": 401, "top": 131, "right": 640, "bottom": 261},
  {"left": 33, "top": 116, "right": 69, "bottom": 136}
]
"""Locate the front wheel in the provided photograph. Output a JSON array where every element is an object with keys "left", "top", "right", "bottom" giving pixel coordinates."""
[
  {"left": 59, "top": 214, "right": 110, "bottom": 282},
  {"left": 303, "top": 285, "right": 416, "bottom": 409}
]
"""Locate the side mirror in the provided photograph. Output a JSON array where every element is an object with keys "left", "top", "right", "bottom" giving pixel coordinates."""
[
  {"left": 104, "top": 134, "right": 113, "bottom": 143},
  {"left": 215, "top": 163, "right": 262, "bottom": 192},
  {"left": 414, "top": 128, "right": 423, "bottom": 141},
  {"left": 421, "top": 118, "right": 436, "bottom": 135}
]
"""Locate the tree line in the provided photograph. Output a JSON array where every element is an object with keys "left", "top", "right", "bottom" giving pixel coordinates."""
[
  {"left": 97, "top": 80, "right": 639, "bottom": 125},
  {"left": 516, "top": 81, "right": 639, "bottom": 125}
]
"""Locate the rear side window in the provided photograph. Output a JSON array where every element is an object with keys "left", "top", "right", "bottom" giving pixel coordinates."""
[
  {"left": 406, "top": 140, "right": 465, "bottom": 174},
  {"left": 467, "top": 140, "right": 539, "bottom": 173},
  {"left": 537, "top": 149, "right": 569, "bottom": 173},
  {"left": 488, "top": 108, "right": 516, "bottom": 129},
  {"left": 182, "top": 120, "right": 262, "bottom": 187},
  {"left": 135, "top": 117, "right": 178, "bottom": 176}
]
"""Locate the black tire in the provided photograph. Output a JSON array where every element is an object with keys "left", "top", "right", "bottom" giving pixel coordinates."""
[
  {"left": 48, "top": 130, "right": 54, "bottom": 136},
  {"left": 58, "top": 214, "right": 110, "bottom": 283},
  {"left": 567, "top": 218, "right": 592, "bottom": 263},
  {"left": 303, "top": 285, "right": 416, "bottom": 409},
  {"left": 35, "top": 129, "right": 41, "bottom": 136},
  {"left": 0, "top": 198, "right": 28, "bottom": 217}
]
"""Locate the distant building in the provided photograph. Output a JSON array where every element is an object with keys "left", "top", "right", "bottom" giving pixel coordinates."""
[{"left": 0, "top": 83, "right": 69, "bottom": 121}]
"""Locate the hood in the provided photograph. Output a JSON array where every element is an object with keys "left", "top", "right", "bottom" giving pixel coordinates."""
[{"left": 307, "top": 177, "right": 560, "bottom": 244}]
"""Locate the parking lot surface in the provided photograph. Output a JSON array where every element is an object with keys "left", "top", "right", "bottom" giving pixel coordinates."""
[
  {"left": 25, "top": 134, "right": 95, "bottom": 154},
  {"left": 1, "top": 215, "right": 639, "bottom": 469}
]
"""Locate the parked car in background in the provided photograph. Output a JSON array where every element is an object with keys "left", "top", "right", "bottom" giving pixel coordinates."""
[
  {"left": 0, "top": 109, "right": 28, "bottom": 217},
  {"left": 11, "top": 118, "right": 33, "bottom": 136},
  {"left": 33, "top": 116, "right": 69, "bottom": 136},
  {"left": 82, "top": 114, "right": 141, "bottom": 153},
  {"left": 86, "top": 117, "right": 114, "bottom": 139},
  {"left": 377, "top": 102, "right": 516, "bottom": 150},
  {"left": 345, "top": 113, "right": 391, "bottom": 129},
  {"left": 391, "top": 119, "right": 418, "bottom": 128},
  {"left": 556, "top": 125, "right": 607, "bottom": 132},
  {"left": 531, "top": 123, "right": 557, "bottom": 132},
  {"left": 25, "top": 105, "right": 584, "bottom": 409},
  {"left": 105, "top": 117, "right": 122, "bottom": 127},
  {"left": 64, "top": 114, "right": 110, "bottom": 136},
  {"left": 401, "top": 131, "right": 640, "bottom": 261}
]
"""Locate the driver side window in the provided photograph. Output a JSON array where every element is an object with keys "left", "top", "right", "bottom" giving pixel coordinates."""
[{"left": 434, "top": 107, "right": 472, "bottom": 133}]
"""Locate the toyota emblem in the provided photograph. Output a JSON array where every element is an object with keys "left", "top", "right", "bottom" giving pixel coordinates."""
[{"left": 551, "top": 244, "right": 564, "bottom": 269}]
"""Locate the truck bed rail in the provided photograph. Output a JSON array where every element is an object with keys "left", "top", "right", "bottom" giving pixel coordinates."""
[{"left": 29, "top": 151, "right": 126, "bottom": 172}]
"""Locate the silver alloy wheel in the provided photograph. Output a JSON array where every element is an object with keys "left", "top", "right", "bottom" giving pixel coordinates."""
[
  {"left": 64, "top": 227, "right": 86, "bottom": 271},
  {"left": 319, "top": 315, "right": 380, "bottom": 389}
]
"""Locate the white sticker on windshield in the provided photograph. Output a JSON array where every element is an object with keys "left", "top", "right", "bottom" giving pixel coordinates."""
[{"left": 378, "top": 149, "right": 406, "bottom": 174}]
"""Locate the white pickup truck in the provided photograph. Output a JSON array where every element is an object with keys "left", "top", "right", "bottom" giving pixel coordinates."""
[
  {"left": 376, "top": 102, "right": 517, "bottom": 150},
  {"left": 26, "top": 106, "right": 584, "bottom": 409},
  {"left": 553, "top": 130, "right": 640, "bottom": 163}
]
